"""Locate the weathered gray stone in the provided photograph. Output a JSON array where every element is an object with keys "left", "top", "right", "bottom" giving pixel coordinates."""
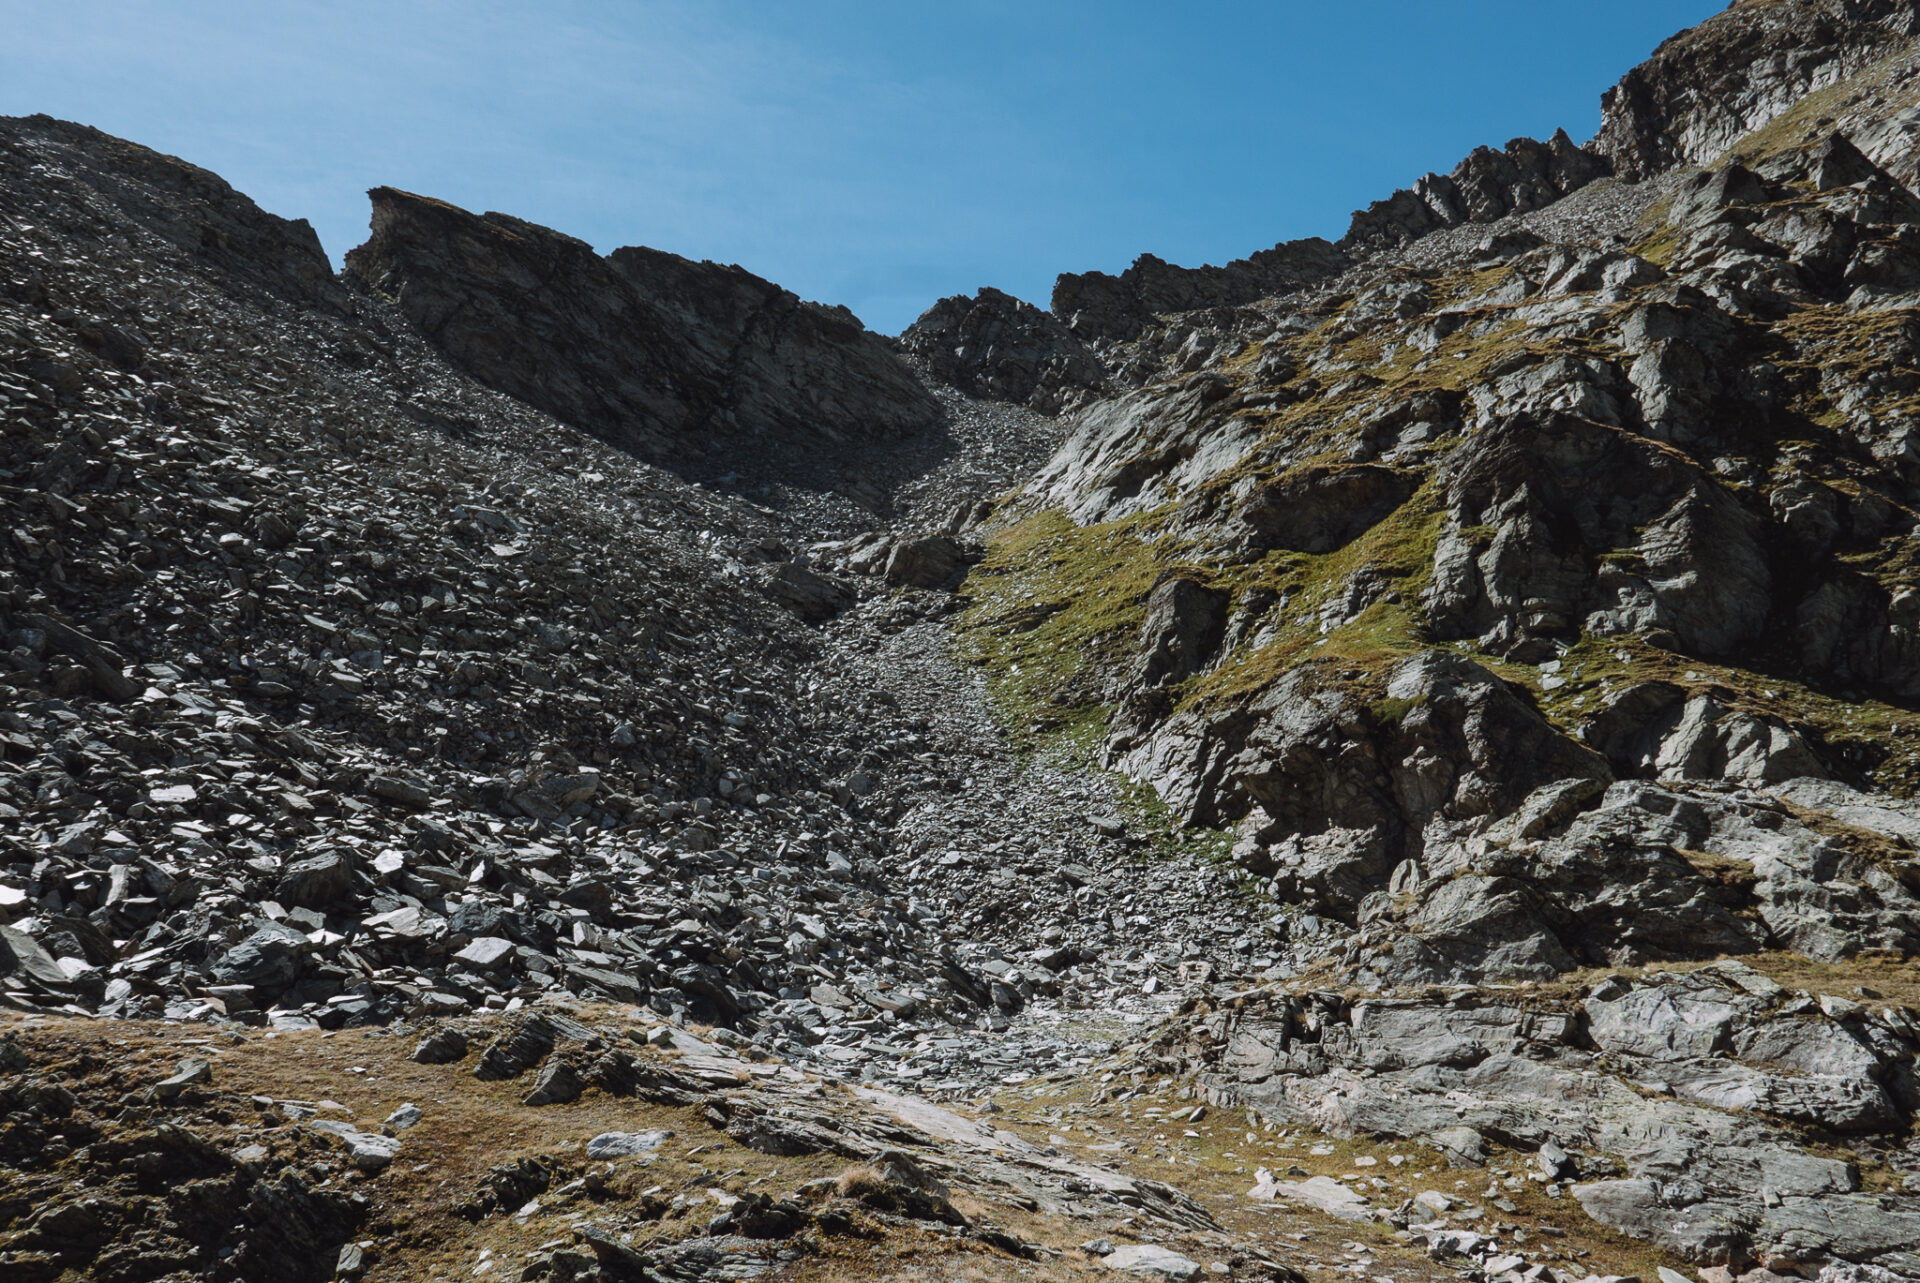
[
  {"left": 884, "top": 536, "right": 965, "bottom": 589},
  {"left": 584, "top": 1130, "right": 672, "bottom": 1158},
  {"left": 1102, "top": 1244, "right": 1204, "bottom": 1282},
  {"left": 275, "top": 851, "right": 354, "bottom": 909}
]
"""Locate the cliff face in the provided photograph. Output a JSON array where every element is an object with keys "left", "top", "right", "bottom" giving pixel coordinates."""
[
  {"left": 344, "top": 186, "right": 940, "bottom": 482},
  {"left": 896, "top": 285, "right": 1109, "bottom": 414},
  {"left": 1340, "top": 129, "right": 1612, "bottom": 250},
  {"left": 1048, "top": 238, "right": 1351, "bottom": 345}
]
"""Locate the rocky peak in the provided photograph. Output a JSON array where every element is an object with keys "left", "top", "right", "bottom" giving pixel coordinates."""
[
  {"left": 1, "top": 113, "right": 345, "bottom": 312},
  {"left": 1049, "top": 237, "right": 1348, "bottom": 345},
  {"left": 1044, "top": 1, "right": 1920, "bottom": 355},
  {"left": 897, "top": 285, "right": 1107, "bottom": 414},
  {"left": 1340, "top": 129, "right": 1611, "bottom": 249},
  {"left": 344, "top": 185, "right": 941, "bottom": 484}
]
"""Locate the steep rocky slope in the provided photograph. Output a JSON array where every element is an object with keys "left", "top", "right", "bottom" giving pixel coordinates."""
[
  {"left": 0, "top": 102, "right": 1287, "bottom": 1095},
  {"left": 7, "top": 1, "right": 1920, "bottom": 1281}
]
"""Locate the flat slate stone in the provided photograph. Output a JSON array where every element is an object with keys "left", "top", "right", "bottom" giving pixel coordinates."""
[
  {"left": 453, "top": 936, "right": 515, "bottom": 970},
  {"left": 585, "top": 1129, "right": 673, "bottom": 1158},
  {"left": 1103, "top": 1245, "right": 1203, "bottom": 1282}
]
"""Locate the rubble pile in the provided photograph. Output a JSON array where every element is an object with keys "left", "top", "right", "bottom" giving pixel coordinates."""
[{"left": 0, "top": 113, "right": 991, "bottom": 1051}]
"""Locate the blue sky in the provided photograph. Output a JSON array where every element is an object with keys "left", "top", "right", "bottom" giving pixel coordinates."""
[{"left": 2, "top": 2, "right": 1722, "bottom": 333}]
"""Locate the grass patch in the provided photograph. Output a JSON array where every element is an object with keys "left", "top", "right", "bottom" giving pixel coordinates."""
[
  {"left": 1183, "top": 488, "right": 1447, "bottom": 712},
  {"left": 956, "top": 507, "right": 1174, "bottom": 757},
  {"left": 1674, "top": 848, "right": 1760, "bottom": 895},
  {"left": 1108, "top": 765, "right": 1238, "bottom": 870},
  {"left": 1369, "top": 693, "right": 1427, "bottom": 728}
]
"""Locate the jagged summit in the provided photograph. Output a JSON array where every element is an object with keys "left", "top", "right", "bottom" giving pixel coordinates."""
[
  {"left": 1, "top": 113, "right": 346, "bottom": 311},
  {"left": 922, "top": 0, "right": 1920, "bottom": 365},
  {"left": 1594, "top": 0, "right": 1920, "bottom": 181}
]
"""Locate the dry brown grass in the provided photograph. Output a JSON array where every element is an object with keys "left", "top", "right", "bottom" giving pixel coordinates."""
[
  {"left": 9, "top": 992, "right": 1820, "bottom": 1283},
  {"left": 0, "top": 1007, "right": 854, "bottom": 1282},
  {"left": 981, "top": 1077, "right": 1704, "bottom": 1283},
  {"left": 832, "top": 1163, "right": 890, "bottom": 1199}
]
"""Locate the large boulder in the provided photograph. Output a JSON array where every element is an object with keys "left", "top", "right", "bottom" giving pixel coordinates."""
[
  {"left": 883, "top": 535, "right": 965, "bottom": 589},
  {"left": 1227, "top": 464, "right": 1420, "bottom": 554},
  {"left": 210, "top": 924, "right": 309, "bottom": 994},
  {"left": 276, "top": 851, "right": 356, "bottom": 909},
  {"left": 1131, "top": 578, "right": 1228, "bottom": 690},
  {"left": 754, "top": 561, "right": 852, "bottom": 621}
]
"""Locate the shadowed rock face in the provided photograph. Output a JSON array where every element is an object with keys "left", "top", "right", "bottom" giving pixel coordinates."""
[
  {"left": 344, "top": 187, "right": 940, "bottom": 482},
  {"left": 1051, "top": 239, "right": 1350, "bottom": 345},
  {"left": 1427, "top": 410, "right": 1773, "bottom": 661},
  {"left": 1231, "top": 464, "right": 1421, "bottom": 555},
  {"left": 1117, "top": 652, "right": 1612, "bottom": 869}
]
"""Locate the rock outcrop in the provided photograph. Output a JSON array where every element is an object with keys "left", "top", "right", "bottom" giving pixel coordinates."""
[
  {"left": 344, "top": 187, "right": 941, "bottom": 482},
  {"left": 989, "top": 127, "right": 1920, "bottom": 873},
  {"left": 1163, "top": 957, "right": 1920, "bottom": 1272},
  {"left": 1, "top": 114, "right": 345, "bottom": 312},
  {"left": 1593, "top": 0, "right": 1920, "bottom": 182},
  {"left": 898, "top": 286, "right": 1108, "bottom": 414},
  {"left": 1342, "top": 130, "right": 1612, "bottom": 249},
  {"left": 1118, "top": 653, "right": 1611, "bottom": 889},
  {"left": 1051, "top": 238, "right": 1348, "bottom": 344},
  {"left": 1428, "top": 409, "right": 1773, "bottom": 661}
]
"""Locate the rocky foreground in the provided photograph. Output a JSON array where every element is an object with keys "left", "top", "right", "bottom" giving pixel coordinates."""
[{"left": 9, "top": 1, "right": 1920, "bottom": 1280}]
